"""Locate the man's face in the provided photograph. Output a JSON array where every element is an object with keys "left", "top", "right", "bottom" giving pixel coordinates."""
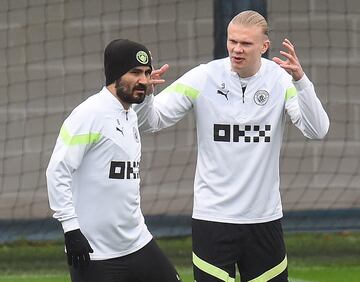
[
  {"left": 227, "top": 23, "right": 269, "bottom": 77},
  {"left": 115, "top": 66, "right": 152, "bottom": 105}
]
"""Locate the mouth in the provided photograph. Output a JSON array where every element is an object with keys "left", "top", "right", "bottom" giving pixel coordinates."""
[
  {"left": 133, "top": 86, "right": 147, "bottom": 95},
  {"left": 232, "top": 56, "right": 244, "bottom": 64}
]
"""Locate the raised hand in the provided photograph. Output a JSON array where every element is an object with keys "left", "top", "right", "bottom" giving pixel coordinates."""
[
  {"left": 272, "top": 38, "right": 304, "bottom": 81},
  {"left": 146, "top": 64, "right": 170, "bottom": 95}
]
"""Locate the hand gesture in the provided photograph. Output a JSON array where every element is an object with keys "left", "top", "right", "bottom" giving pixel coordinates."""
[
  {"left": 146, "top": 64, "right": 170, "bottom": 95},
  {"left": 272, "top": 38, "right": 304, "bottom": 81}
]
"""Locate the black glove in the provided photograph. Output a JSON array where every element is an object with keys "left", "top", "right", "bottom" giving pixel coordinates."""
[{"left": 64, "top": 229, "right": 94, "bottom": 269}]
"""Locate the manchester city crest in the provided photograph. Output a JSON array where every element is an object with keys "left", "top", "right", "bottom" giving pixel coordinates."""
[
  {"left": 254, "top": 90, "right": 269, "bottom": 106},
  {"left": 136, "top": 51, "right": 149, "bottom": 64}
]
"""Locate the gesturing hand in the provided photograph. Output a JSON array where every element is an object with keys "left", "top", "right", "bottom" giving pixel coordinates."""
[
  {"left": 146, "top": 64, "right": 170, "bottom": 95},
  {"left": 64, "top": 229, "right": 94, "bottom": 269},
  {"left": 272, "top": 38, "right": 304, "bottom": 81}
]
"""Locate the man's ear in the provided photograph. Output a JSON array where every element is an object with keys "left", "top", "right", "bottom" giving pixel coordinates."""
[{"left": 262, "top": 40, "right": 270, "bottom": 55}]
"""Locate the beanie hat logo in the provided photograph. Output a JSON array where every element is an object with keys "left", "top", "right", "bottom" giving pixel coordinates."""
[{"left": 136, "top": 51, "right": 149, "bottom": 64}]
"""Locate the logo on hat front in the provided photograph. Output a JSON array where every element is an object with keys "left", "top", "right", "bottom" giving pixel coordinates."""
[{"left": 136, "top": 51, "right": 149, "bottom": 64}]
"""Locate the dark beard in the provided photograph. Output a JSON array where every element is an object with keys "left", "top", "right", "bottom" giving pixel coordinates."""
[{"left": 115, "top": 80, "right": 147, "bottom": 105}]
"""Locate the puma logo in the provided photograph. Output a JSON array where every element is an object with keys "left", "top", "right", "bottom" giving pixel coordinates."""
[
  {"left": 116, "top": 127, "right": 124, "bottom": 136},
  {"left": 217, "top": 89, "right": 228, "bottom": 100}
]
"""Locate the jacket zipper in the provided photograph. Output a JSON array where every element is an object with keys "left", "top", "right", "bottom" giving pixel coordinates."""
[{"left": 238, "top": 74, "right": 245, "bottom": 103}]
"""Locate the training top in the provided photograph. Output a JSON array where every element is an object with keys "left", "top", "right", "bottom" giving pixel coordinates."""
[
  {"left": 46, "top": 87, "right": 152, "bottom": 260},
  {"left": 134, "top": 57, "right": 329, "bottom": 224}
]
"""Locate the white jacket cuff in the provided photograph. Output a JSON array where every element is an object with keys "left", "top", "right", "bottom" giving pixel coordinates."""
[
  {"left": 293, "top": 73, "right": 311, "bottom": 90},
  {"left": 61, "top": 218, "right": 80, "bottom": 233}
]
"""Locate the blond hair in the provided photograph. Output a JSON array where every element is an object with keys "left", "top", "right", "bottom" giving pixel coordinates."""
[{"left": 230, "top": 10, "right": 269, "bottom": 36}]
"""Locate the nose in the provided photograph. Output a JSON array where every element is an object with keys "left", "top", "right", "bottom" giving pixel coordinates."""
[
  {"left": 233, "top": 44, "right": 243, "bottom": 53},
  {"left": 138, "top": 73, "right": 149, "bottom": 84}
]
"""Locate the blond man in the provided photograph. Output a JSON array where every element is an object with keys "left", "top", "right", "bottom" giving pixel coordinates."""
[{"left": 135, "top": 11, "right": 329, "bottom": 282}]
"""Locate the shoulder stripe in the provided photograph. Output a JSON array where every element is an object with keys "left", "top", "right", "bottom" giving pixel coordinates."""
[
  {"left": 60, "top": 125, "right": 101, "bottom": 146},
  {"left": 164, "top": 83, "right": 200, "bottom": 99},
  {"left": 285, "top": 87, "right": 297, "bottom": 101}
]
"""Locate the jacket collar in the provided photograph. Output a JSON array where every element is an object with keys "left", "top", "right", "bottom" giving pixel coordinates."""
[{"left": 100, "top": 86, "right": 130, "bottom": 112}]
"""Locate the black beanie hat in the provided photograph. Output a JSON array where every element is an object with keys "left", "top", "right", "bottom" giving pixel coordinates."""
[{"left": 104, "top": 39, "right": 152, "bottom": 86}]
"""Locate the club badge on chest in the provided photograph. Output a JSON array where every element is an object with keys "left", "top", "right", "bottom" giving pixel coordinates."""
[{"left": 254, "top": 90, "right": 269, "bottom": 106}]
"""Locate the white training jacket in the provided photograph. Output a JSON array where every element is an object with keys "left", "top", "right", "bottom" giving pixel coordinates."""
[
  {"left": 46, "top": 87, "right": 152, "bottom": 260},
  {"left": 134, "top": 57, "right": 330, "bottom": 224}
]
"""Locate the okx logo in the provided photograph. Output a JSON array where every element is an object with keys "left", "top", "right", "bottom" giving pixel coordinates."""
[
  {"left": 109, "top": 161, "right": 140, "bottom": 179},
  {"left": 214, "top": 124, "right": 271, "bottom": 143}
]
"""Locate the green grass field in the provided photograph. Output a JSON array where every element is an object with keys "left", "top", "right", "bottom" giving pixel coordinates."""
[{"left": 0, "top": 232, "right": 359, "bottom": 282}]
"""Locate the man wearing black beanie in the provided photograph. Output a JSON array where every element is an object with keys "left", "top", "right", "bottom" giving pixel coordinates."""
[
  {"left": 46, "top": 39, "right": 179, "bottom": 282},
  {"left": 104, "top": 39, "right": 153, "bottom": 107}
]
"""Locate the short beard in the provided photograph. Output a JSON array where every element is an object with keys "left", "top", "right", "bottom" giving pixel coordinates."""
[{"left": 115, "top": 79, "right": 147, "bottom": 105}]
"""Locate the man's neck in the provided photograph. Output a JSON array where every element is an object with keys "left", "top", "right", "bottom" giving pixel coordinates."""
[
  {"left": 106, "top": 85, "right": 130, "bottom": 110},
  {"left": 237, "top": 59, "right": 262, "bottom": 78}
]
